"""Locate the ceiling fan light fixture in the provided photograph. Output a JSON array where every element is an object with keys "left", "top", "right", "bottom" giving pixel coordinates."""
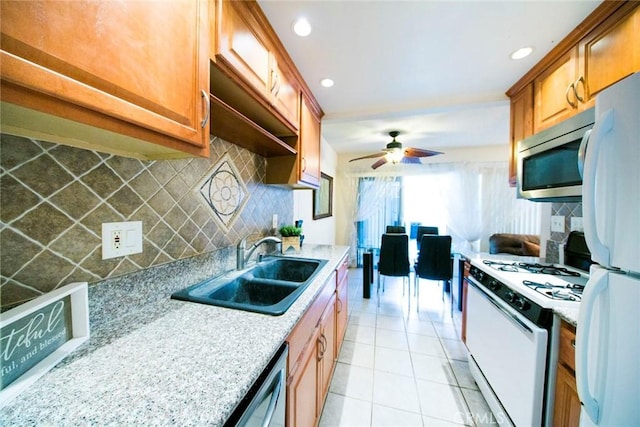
[{"left": 387, "top": 148, "right": 404, "bottom": 164}]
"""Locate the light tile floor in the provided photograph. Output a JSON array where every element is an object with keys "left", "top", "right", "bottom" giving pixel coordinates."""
[{"left": 319, "top": 269, "right": 496, "bottom": 427}]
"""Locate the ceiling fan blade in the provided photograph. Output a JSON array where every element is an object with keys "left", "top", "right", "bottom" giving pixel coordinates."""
[
  {"left": 400, "top": 156, "right": 422, "bottom": 164},
  {"left": 404, "top": 147, "right": 443, "bottom": 158},
  {"left": 371, "top": 157, "right": 388, "bottom": 169},
  {"left": 349, "top": 152, "right": 385, "bottom": 162}
]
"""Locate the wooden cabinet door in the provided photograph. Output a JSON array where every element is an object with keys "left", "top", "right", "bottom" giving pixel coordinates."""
[
  {"left": 461, "top": 261, "right": 470, "bottom": 343},
  {"left": 580, "top": 5, "right": 640, "bottom": 102},
  {"left": 335, "top": 256, "right": 349, "bottom": 352},
  {"left": 0, "top": 0, "right": 209, "bottom": 157},
  {"left": 318, "top": 294, "right": 337, "bottom": 414},
  {"left": 336, "top": 268, "right": 349, "bottom": 352},
  {"left": 509, "top": 84, "right": 533, "bottom": 186},
  {"left": 534, "top": 48, "right": 579, "bottom": 133},
  {"left": 299, "top": 94, "right": 321, "bottom": 187},
  {"left": 271, "top": 57, "right": 300, "bottom": 130},
  {"left": 287, "top": 325, "right": 321, "bottom": 427},
  {"left": 553, "top": 364, "right": 581, "bottom": 427},
  {"left": 216, "top": 0, "right": 271, "bottom": 99}
]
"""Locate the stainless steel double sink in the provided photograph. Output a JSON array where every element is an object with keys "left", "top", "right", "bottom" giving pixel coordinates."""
[{"left": 171, "top": 256, "right": 328, "bottom": 315}]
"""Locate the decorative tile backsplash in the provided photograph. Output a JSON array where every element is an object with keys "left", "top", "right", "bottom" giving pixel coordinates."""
[
  {"left": 546, "top": 201, "right": 582, "bottom": 263},
  {"left": 198, "top": 152, "right": 249, "bottom": 232},
  {"left": 0, "top": 134, "right": 293, "bottom": 310}
]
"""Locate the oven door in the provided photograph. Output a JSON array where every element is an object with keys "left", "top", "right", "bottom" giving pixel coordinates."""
[{"left": 466, "top": 279, "right": 548, "bottom": 426}]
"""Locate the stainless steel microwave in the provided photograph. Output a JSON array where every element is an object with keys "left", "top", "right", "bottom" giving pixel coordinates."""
[{"left": 517, "top": 108, "right": 594, "bottom": 202}]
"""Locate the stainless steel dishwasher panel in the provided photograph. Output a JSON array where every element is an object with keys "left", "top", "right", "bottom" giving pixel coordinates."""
[{"left": 226, "top": 344, "right": 288, "bottom": 427}]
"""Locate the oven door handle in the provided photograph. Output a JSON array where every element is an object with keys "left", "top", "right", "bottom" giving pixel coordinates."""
[{"left": 468, "top": 279, "right": 533, "bottom": 334}]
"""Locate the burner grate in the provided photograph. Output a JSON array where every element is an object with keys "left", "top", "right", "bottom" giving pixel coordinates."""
[
  {"left": 516, "top": 262, "right": 581, "bottom": 277},
  {"left": 482, "top": 260, "right": 582, "bottom": 277},
  {"left": 522, "top": 280, "right": 583, "bottom": 301}
]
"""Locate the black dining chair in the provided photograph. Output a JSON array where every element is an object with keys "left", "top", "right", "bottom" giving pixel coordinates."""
[
  {"left": 386, "top": 225, "right": 406, "bottom": 234},
  {"left": 414, "top": 235, "right": 452, "bottom": 311},
  {"left": 377, "top": 233, "right": 411, "bottom": 305},
  {"left": 416, "top": 226, "right": 439, "bottom": 250}
]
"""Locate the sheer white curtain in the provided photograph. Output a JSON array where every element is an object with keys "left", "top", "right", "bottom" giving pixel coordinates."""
[
  {"left": 339, "top": 173, "right": 403, "bottom": 266},
  {"left": 342, "top": 161, "right": 541, "bottom": 263}
]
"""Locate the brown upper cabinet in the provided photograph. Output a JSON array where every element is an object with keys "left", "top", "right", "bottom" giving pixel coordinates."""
[
  {"left": 508, "top": 1, "right": 640, "bottom": 184},
  {"left": 212, "top": 0, "right": 300, "bottom": 132},
  {"left": 508, "top": 84, "right": 533, "bottom": 186},
  {"left": 211, "top": 0, "right": 323, "bottom": 188},
  {"left": 0, "top": 0, "right": 210, "bottom": 160}
]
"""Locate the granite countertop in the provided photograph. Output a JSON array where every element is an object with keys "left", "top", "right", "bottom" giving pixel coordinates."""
[
  {"left": 0, "top": 245, "right": 349, "bottom": 426},
  {"left": 554, "top": 307, "right": 579, "bottom": 326}
]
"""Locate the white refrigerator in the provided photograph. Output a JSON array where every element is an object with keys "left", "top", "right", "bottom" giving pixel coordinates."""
[{"left": 576, "top": 72, "right": 640, "bottom": 426}]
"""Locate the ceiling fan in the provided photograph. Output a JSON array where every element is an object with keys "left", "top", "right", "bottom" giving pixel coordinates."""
[{"left": 348, "top": 131, "right": 443, "bottom": 169}]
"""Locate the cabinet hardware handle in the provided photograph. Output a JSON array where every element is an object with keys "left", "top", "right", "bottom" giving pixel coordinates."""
[
  {"left": 337, "top": 298, "right": 343, "bottom": 313},
  {"left": 273, "top": 73, "right": 281, "bottom": 97},
  {"left": 571, "top": 339, "right": 576, "bottom": 348},
  {"left": 565, "top": 83, "right": 578, "bottom": 108},
  {"left": 200, "top": 89, "right": 210, "bottom": 128},
  {"left": 317, "top": 334, "right": 327, "bottom": 360},
  {"left": 270, "top": 69, "right": 278, "bottom": 92},
  {"left": 301, "top": 157, "right": 307, "bottom": 172},
  {"left": 574, "top": 76, "right": 586, "bottom": 103},
  {"left": 317, "top": 338, "right": 323, "bottom": 360}
]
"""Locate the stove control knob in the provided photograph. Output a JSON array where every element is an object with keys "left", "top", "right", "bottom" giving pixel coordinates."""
[
  {"left": 505, "top": 291, "right": 516, "bottom": 303},
  {"left": 514, "top": 298, "right": 530, "bottom": 310},
  {"left": 476, "top": 271, "right": 485, "bottom": 281},
  {"left": 489, "top": 280, "right": 500, "bottom": 291}
]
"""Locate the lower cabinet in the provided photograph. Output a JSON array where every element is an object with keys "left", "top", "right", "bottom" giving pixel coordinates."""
[
  {"left": 461, "top": 260, "right": 471, "bottom": 343},
  {"left": 286, "top": 254, "right": 348, "bottom": 427},
  {"left": 317, "top": 294, "right": 337, "bottom": 410},
  {"left": 553, "top": 320, "right": 580, "bottom": 427},
  {"left": 335, "top": 256, "right": 349, "bottom": 353},
  {"left": 288, "top": 323, "right": 322, "bottom": 427}
]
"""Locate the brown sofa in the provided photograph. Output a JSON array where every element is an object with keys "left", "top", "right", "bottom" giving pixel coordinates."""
[{"left": 489, "top": 233, "right": 540, "bottom": 257}]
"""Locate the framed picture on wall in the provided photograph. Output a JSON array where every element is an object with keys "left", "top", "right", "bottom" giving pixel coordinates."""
[{"left": 313, "top": 173, "right": 333, "bottom": 220}]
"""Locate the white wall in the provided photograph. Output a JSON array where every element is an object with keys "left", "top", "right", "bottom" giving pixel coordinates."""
[{"left": 293, "top": 138, "right": 337, "bottom": 245}]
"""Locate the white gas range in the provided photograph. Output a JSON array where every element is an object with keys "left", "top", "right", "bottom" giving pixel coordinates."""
[{"left": 464, "top": 235, "right": 591, "bottom": 427}]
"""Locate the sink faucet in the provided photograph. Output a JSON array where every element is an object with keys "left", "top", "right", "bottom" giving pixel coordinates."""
[{"left": 236, "top": 235, "right": 282, "bottom": 270}]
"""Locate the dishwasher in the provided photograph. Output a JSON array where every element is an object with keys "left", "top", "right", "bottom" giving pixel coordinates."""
[{"left": 225, "top": 344, "right": 288, "bottom": 427}]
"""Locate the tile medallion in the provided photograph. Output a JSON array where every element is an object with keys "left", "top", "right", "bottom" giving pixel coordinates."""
[{"left": 198, "top": 152, "right": 248, "bottom": 232}]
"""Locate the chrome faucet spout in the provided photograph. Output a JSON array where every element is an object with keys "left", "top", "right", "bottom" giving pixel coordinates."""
[{"left": 236, "top": 235, "right": 282, "bottom": 270}]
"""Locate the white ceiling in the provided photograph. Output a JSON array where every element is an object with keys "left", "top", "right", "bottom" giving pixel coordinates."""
[{"left": 257, "top": 0, "right": 601, "bottom": 158}]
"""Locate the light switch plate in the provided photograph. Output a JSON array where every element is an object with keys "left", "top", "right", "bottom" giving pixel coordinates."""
[
  {"left": 551, "top": 216, "right": 565, "bottom": 233},
  {"left": 102, "top": 221, "right": 143, "bottom": 259}
]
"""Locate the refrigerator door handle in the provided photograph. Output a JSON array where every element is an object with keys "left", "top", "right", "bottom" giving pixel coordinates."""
[
  {"left": 576, "top": 268, "right": 609, "bottom": 424},
  {"left": 577, "top": 129, "right": 591, "bottom": 179},
  {"left": 582, "top": 108, "right": 614, "bottom": 266}
]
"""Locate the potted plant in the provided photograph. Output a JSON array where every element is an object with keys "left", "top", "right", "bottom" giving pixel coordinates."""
[{"left": 279, "top": 225, "right": 302, "bottom": 253}]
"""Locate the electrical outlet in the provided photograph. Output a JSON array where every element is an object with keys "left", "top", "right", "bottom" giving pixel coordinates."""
[
  {"left": 102, "top": 221, "right": 143, "bottom": 259},
  {"left": 551, "top": 216, "right": 565, "bottom": 233},
  {"left": 272, "top": 214, "right": 278, "bottom": 229},
  {"left": 571, "top": 217, "right": 584, "bottom": 232},
  {"left": 112, "top": 230, "right": 122, "bottom": 250}
]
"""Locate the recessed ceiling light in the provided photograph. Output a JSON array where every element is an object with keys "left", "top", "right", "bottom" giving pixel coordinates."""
[
  {"left": 320, "top": 78, "right": 334, "bottom": 88},
  {"left": 511, "top": 46, "right": 533, "bottom": 60},
  {"left": 292, "top": 18, "right": 311, "bottom": 37}
]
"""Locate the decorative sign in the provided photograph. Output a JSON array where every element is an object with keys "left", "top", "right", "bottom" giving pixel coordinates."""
[{"left": 0, "top": 282, "right": 89, "bottom": 408}]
